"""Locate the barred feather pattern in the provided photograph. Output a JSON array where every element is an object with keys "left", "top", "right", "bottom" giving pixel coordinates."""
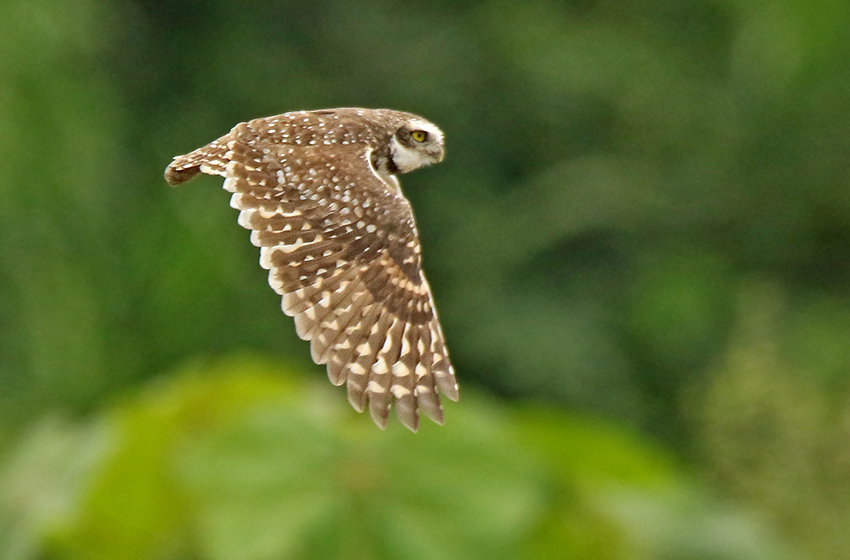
[{"left": 165, "top": 109, "right": 458, "bottom": 431}]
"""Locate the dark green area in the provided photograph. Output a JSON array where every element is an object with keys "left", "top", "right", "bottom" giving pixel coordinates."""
[{"left": 2, "top": 0, "right": 849, "bottom": 558}]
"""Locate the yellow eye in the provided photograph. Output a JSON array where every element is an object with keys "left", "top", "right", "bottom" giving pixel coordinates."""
[{"left": 411, "top": 130, "right": 428, "bottom": 143}]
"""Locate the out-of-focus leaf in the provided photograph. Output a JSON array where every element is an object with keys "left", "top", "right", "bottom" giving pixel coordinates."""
[
  {"left": 1, "top": 358, "right": 788, "bottom": 560},
  {"left": 696, "top": 284, "right": 850, "bottom": 560},
  {"left": 0, "top": 419, "right": 110, "bottom": 560},
  {"left": 47, "top": 358, "right": 298, "bottom": 560}
]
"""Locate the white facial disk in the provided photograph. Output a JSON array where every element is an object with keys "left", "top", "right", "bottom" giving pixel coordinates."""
[{"left": 390, "top": 119, "right": 445, "bottom": 174}]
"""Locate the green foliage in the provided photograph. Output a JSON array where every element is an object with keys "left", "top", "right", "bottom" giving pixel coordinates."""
[
  {"left": 1, "top": 358, "right": 785, "bottom": 560},
  {"left": 695, "top": 283, "right": 850, "bottom": 560}
]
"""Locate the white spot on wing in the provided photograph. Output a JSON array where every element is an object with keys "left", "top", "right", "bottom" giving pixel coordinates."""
[{"left": 367, "top": 380, "right": 386, "bottom": 394}]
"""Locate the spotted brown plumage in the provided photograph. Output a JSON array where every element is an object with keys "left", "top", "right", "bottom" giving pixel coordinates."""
[{"left": 164, "top": 108, "right": 457, "bottom": 431}]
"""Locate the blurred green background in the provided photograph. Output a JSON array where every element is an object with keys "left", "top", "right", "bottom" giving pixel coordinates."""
[{"left": 2, "top": 0, "right": 849, "bottom": 558}]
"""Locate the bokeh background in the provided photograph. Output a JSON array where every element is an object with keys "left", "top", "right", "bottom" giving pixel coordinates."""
[{"left": 2, "top": 0, "right": 850, "bottom": 558}]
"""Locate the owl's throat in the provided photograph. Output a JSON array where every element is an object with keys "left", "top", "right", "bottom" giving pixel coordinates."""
[
  {"left": 371, "top": 150, "right": 400, "bottom": 177},
  {"left": 370, "top": 150, "right": 402, "bottom": 193}
]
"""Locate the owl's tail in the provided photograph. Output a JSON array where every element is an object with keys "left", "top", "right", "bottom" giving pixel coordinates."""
[{"left": 164, "top": 138, "right": 231, "bottom": 186}]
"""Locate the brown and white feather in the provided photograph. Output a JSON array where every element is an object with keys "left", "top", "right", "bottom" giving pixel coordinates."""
[{"left": 164, "top": 108, "right": 457, "bottom": 431}]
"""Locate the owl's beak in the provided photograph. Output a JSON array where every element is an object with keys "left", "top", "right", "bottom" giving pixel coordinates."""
[{"left": 434, "top": 146, "right": 445, "bottom": 163}]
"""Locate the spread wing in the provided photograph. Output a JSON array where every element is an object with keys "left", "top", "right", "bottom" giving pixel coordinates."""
[{"left": 165, "top": 117, "right": 458, "bottom": 431}]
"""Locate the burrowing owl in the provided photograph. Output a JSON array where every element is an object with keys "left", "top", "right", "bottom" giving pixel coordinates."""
[{"left": 165, "top": 108, "right": 458, "bottom": 431}]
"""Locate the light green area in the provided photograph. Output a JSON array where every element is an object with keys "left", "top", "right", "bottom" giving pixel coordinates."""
[{"left": 1, "top": 358, "right": 785, "bottom": 560}]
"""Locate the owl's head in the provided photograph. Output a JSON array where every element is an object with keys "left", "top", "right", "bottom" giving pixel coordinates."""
[{"left": 389, "top": 118, "right": 445, "bottom": 174}]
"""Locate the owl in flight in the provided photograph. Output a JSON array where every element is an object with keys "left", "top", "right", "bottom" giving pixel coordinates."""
[{"left": 165, "top": 108, "right": 458, "bottom": 431}]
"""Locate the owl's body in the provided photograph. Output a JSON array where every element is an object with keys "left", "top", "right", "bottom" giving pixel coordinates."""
[{"left": 165, "top": 108, "right": 457, "bottom": 431}]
